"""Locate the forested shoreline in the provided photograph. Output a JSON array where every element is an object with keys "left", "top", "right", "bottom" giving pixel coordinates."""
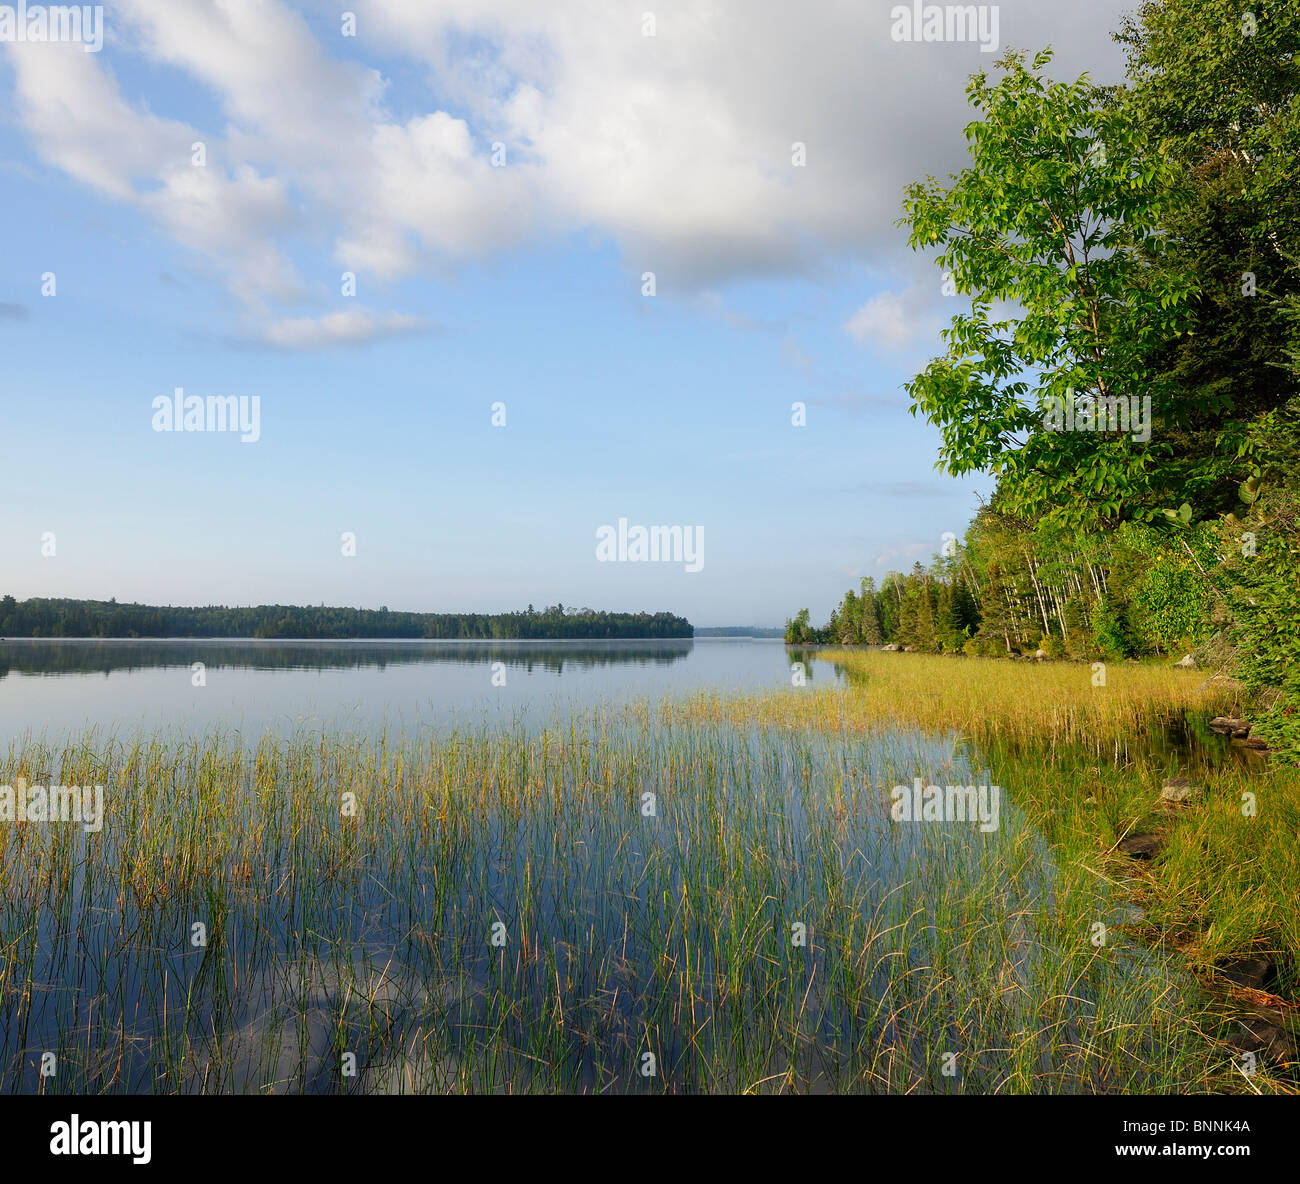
[
  {"left": 787, "top": 1, "right": 1300, "bottom": 759},
  {"left": 0, "top": 596, "right": 693, "bottom": 640},
  {"left": 787, "top": 508, "right": 1232, "bottom": 661}
]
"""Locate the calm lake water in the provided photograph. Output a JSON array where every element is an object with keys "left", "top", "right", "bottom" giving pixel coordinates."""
[
  {"left": 0, "top": 637, "right": 839, "bottom": 743},
  {"left": 1, "top": 639, "right": 1216, "bottom": 1094}
]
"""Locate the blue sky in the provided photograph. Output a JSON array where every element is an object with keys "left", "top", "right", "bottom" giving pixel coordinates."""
[{"left": 0, "top": 0, "right": 1130, "bottom": 626}]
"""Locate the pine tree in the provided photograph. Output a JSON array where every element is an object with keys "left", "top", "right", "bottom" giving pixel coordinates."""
[{"left": 859, "top": 578, "right": 883, "bottom": 645}]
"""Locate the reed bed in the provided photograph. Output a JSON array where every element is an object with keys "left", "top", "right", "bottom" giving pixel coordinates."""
[
  {"left": 663, "top": 649, "right": 1238, "bottom": 758},
  {"left": 0, "top": 706, "right": 1237, "bottom": 1094},
  {"left": 665, "top": 650, "right": 1300, "bottom": 1075}
]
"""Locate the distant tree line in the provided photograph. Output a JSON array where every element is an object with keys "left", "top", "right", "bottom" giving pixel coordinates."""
[{"left": 0, "top": 596, "right": 693, "bottom": 640}]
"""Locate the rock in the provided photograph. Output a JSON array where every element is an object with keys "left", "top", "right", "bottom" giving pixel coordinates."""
[
  {"left": 1160, "top": 776, "right": 1200, "bottom": 803},
  {"left": 1227, "top": 1013, "right": 1297, "bottom": 1063},
  {"left": 1217, "top": 956, "right": 1277, "bottom": 992},
  {"left": 882, "top": 644, "right": 900, "bottom": 652},
  {"left": 1209, "top": 716, "right": 1250, "bottom": 737},
  {"left": 1035, "top": 649, "right": 1048, "bottom": 660},
  {"left": 902, "top": 645, "right": 915, "bottom": 652},
  {"left": 1172, "top": 654, "right": 1198, "bottom": 669},
  {"left": 1118, "top": 833, "right": 1163, "bottom": 860}
]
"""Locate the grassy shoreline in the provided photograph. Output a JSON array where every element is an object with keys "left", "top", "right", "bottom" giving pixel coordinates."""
[{"left": 672, "top": 650, "right": 1300, "bottom": 1073}]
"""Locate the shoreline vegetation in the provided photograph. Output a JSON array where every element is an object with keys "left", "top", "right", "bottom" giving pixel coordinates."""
[
  {"left": 777, "top": 6, "right": 1300, "bottom": 763},
  {"left": 672, "top": 653, "right": 1298, "bottom": 1004},
  {"left": 0, "top": 595, "right": 693, "bottom": 641},
  {"left": 759, "top": 3, "right": 1300, "bottom": 1089},
  {"left": 3, "top": 654, "right": 1296, "bottom": 1093},
  {"left": 782, "top": 508, "right": 1296, "bottom": 759},
  {"left": 751, "top": 0, "right": 1300, "bottom": 1092}
]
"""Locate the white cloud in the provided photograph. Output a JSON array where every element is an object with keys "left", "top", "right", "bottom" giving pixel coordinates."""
[
  {"left": 846, "top": 292, "right": 913, "bottom": 350},
  {"left": 3, "top": 38, "right": 305, "bottom": 311},
  {"left": 355, "top": 0, "right": 1129, "bottom": 283},
  {"left": 0, "top": 0, "right": 1134, "bottom": 337},
  {"left": 5, "top": 39, "right": 190, "bottom": 200},
  {"left": 258, "top": 308, "right": 433, "bottom": 349}
]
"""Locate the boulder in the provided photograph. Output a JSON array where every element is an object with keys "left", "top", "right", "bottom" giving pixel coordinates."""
[
  {"left": 1118, "top": 833, "right": 1163, "bottom": 860},
  {"left": 1034, "top": 649, "right": 1048, "bottom": 660},
  {"left": 882, "top": 644, "right": 900, "bottom": 652},
  {"left": 1172, "top": 654, "right": 1198, "bottom": 669},
  {"left": 1226, "top": 1012, "right": 1297, "bottom": 1062},
  {"left": 1217, "top": 956, "right": 1277, "bottom": 992},
  {"left": 1160, "top": 776, "right": 1200, "bottom": 804},
  {"left": 1209, "top": 716, "right": 1250, "bottom": 737}
]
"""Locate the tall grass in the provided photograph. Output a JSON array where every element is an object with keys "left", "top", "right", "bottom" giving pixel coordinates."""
[
  {"left": 0, "top": 710, "right": 1231, "bottom": 1094},
  {"left": 666, "top": 649, "right": 1238, "bottom": 756},
  {"left": 1, "top": 654, "right": 1291, "bottom": 1094},
  {"left": 670, "top": 651, "right": 1300, "bottom": 1068}
]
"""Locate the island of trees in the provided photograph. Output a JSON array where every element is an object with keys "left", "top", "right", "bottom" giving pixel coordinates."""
[{"left": 0, "top": 596, "right": 693, "bottom": 641}]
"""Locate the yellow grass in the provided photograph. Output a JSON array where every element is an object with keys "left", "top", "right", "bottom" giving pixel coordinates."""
[{"left": 662, "top": 650, "right": 1236, "bottom": 753}]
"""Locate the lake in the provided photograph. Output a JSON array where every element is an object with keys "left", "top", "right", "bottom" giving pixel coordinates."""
[
  {"left": 1, "top": 640, "right": 1236, "bottom": 1094},
  {"left": 0, "top": 637, "right": 842, "bottom": 744}
]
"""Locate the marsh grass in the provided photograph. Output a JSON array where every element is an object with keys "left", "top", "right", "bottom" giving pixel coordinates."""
[
  {"left": 670, "top": 650, "right": 1300, "bottom": 1084},
  {"left": 801, "top": 653, "right": 1298, "bottom": 978},
  {"left": 0, "top": 652, "right": 1290, "bottom": 1094},
  {"left": 669, "top": 649, "right": 1237, "bottom": 754}
]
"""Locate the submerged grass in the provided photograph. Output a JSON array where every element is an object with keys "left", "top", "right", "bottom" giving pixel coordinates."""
[
  {"left": 0, "top": 652, "right": 1292, "bottom": 1093},
  {"left": 669, "top": 650, "right": 1300, "bottom": 1081}
]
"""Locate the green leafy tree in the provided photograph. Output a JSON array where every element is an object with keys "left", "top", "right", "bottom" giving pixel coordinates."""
[
  {"left": 900, "top": 49, "right": 1193, "bottom": 527},
  {"left": 784, "top": 608, "right": 817, "bottom": 645}
]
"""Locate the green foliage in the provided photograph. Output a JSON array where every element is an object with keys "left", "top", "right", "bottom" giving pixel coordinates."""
[
  {"left": 1041, "top": 633, "right": 1067, "bottom": 660},
  {"left": 783, "top": 608, "right": 819, "bottom": 645},
  {"left": 938, "top": 575, "right": 981, "bottom": 651},
  {"left": 794, "top": 512, "right": 1210, "bottom": 660},
  {"left": 1115, "top": 0, "right": 1300, "bottom": 515},
  {"left": 899, "top": 49, "right": 1193, "bottom": 527},
  {"left": 1130, "top": 554, "right": 1213, "bottom": 653},
  {"left": 1089, "top": 596, "right": 1131, "bottom": 659},
  {"left": 858, "top": 578, "right": 884, "bottom": 645},
  {"left": 1210, "top": 394, "right": 1300, "bottom": 756}
]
